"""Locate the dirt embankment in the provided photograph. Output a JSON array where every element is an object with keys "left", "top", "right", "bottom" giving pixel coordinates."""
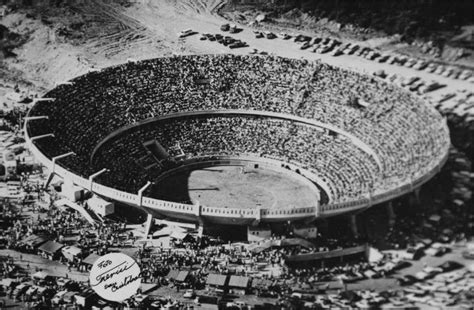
[{"left": 219, "top": 1, "right": 474, "bottom": 66}]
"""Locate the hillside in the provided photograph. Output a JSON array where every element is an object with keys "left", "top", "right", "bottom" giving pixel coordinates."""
[{"left": 221, "top": 0, "right": 474, "bottom": 65}]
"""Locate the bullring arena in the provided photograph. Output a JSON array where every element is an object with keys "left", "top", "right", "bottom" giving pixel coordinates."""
[{"left": 24, "top": 54, "right": 450, "bottom": 226}]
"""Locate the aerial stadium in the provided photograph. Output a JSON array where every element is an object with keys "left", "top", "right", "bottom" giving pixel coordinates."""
[{"left": 24, "top": 54, "right": 450, "bottom": 227}]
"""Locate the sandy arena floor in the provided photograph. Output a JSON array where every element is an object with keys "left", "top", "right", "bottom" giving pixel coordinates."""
[{"left": 154, "top": 165, "right": 320, "bottom": 211}]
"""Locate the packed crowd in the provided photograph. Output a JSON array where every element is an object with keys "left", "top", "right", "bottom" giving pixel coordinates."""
[
  {"left": 26, "top": 54, "right": 449, "bottom": 205},
  {"left": 95, "top": 115, "right": 378, "bottom": 201}
]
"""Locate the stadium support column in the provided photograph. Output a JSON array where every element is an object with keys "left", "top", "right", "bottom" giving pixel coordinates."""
[
  {"left": 23, "top": 115, "right": 49, "bottom": 123},
  {"left": 386, "top": 201, "right": 396, "bottom": 228},
  {"left": 143, "top": 214, "right": 153, "bottom": 239},
  {"left": 350, "top": 215, "right": 358, "bottom": 238},
  {"left": 29, "top": 133, "right": 54, "bottom": 145},
  {"left": 413, "top": 188, "right": 421, "bottom": 206},
  {"left": 45, "top": 152, "right": 75, "bottom": 188},
  {"left": 137, "top": 182, "right": 153, "bottom": 238},
  {"left": 137, "top": 181, "right": 152, "bottom": 208},
  {"left": 88, "top": 168, "right": 108, "bottom": 192},
  {"left": 318, "top": 218, "right": 329, "bottom": 236},
  {"left": 193, "top": 201, "right": 204, "bottom": 227},
  {"left": 252, "top": 205, "right": 262, "bottom": 226}
]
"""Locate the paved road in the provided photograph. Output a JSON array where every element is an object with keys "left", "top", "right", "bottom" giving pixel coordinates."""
[{"left": 0, "top": 249, "right": 89, "bottom": 282}]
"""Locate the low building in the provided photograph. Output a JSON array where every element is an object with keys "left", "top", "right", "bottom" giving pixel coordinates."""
[
  {"left": 293, "top": 225, "right": 318, "bottom": 239},
  {"left": 61, "top": 246, "right": 83, "bottom": 262},
  {"left": 82, "top": 253, "right": 101, "bottom": 271},
  {"left": 247, "top": 225, "right": 271, "bottom": 242},
  {"left": 20, "top": 234, "right": 48, "bottom": 252},
  {"left": 2, "top": 150, "right": 17, "bottom": 178},
  {"left": 32, "top": 271, "right": 54, "bottom": 284},
  {"left": 175, "top": 270, "right": 190, "bottom": 284},
  {"left": 74, "top": 288, "right": 97, "bottom": 309},
  {"left": 206, "top": 274, "right": 228, "bottom": 293},
  {"left": 167, "top": 269, "right": 180, "bottom": 282},
  {"left": 37, "top": 240, "right": 64, "bottom": 260},
  {"left": 87, "top": 195, "right": 115, "bottom": 217},
  {"left": 228, "top": 276, "right": 251, "bottom": 295},
  {"left": 61, "top": 180, "right": 84, "bottom": 202}
]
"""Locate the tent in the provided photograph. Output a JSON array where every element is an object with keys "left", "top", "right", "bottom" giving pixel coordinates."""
[
  {"left": 83, "top": 253, "right": 101, "bottom": 266},
  {"left": 228, "top": 276, "right": 250, "bottom": 289},
  {"left": 253, "top": 278, "right": 272, "bottom": 289},
  {"left": 62, "top": 246, "right": 82, "bottom": 261},
  {"left": 167, "top": 269, "right": 180, "bottom": 281},
  {"left": 357, "top": 98, "right": 370, "bottom": 108},
  {"left": 429, "top": 214, "right": 441, "bottom": 222},
  {"left": 367, "top": 247, "right": 384, "bottom": 263},
  {"left": 170, "top": 230, "right": 189, "bottom": 240},
  {"left": 255, "top": 14, "right": 267, "bottom": 22},
  {"left": 206, "top": 274, "right": 228, "bottom": 287},
  {"left": 175, "top": 271, "right": 189, "bottom": 282},
  {"left": 38, "top": 241, "right": 64, "bottom": 257},
  {"left": 339, "top": 290, "right": 361, "bottom": 302},
  {"left": 0, "top": 278, "right": 16, "bottom": 288},
  {"left": 32, "top": 271, "right": 50, "bottom": 280},
  {"left": 140, "top": 283, "right": 159, "bottom": 294},
  {"left": 38, "top": 241, "right": 64, "bottom": 259},
  {"left": 20, "top": 234, "right": 48, "bottom": 249}
]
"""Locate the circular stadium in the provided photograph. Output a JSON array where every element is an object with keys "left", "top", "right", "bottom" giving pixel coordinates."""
[{"left": 24, "top": 54, "right": 450, "bottom": 226}]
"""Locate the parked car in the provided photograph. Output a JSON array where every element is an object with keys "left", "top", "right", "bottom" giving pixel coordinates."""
[
  {"left": 402, "top": 76, "right": 420, "bottom": 86},
  {"left": 377, "top": 54, "right": 390, "bottom": 63},
  {"left": 254, "top": 31, "right": 264, "bottom": 39},
  {"left": 434, "top": 65, "right": 445, "bottom": 75},
  {"left": 459, "top": 69, "right": 472, "bottom": 80},
  {"left": 437, "top": 261, "right": 464, "bottom": 272},
  {"left": 300, "top": 41, "right": 311, "bottom": 50},
  {"left": 396, "top": 275, "right": 418, "bottom": 286},
  {"left": 402, "top": 245, "right": 424, "bottom": 260},
  {"left": 418, "top": 81, "right": 445, "bottom": 94},
  {"left": 404, "top": 58, "right": 417, "bottom": 68},
  {"left": 220, "top": 24, "right": 230, "bottom": 31},
  {"left": 462, "top": 249, "right": 474, "bottom": 259},
  {"left": 265, "top": 31, "right": 277, "bottom": 39},
  {"left": 229, "top": 41, "right": 247, "bottom": 49},
  {"left": 183, "top": 289, "right": 195, "bottom": 299},
  {"left": 442, "top": 67, "right": 455, "bottom": 77},
  {"left": 331, "top": 48, "right": 344, "bottom": 56},
  {"left": 409, "top": 80, "right": 424, "bottom": 92},
  {"left": 229, "top": 24, "right": 239, "bottom": 34},
  {"left": 13, "top": 284, "right": 30, "bottom": 300},
  {"left": 425, "top": 243, "right": 450, "bottom": 256},
  {"left": 424, "top": 63, "right": 436, "bottom": 73},
  {"left": 178, "top": 29, "right": 194, "bottom": 38},
  {"left": 413, "top": 60, "right": 428, "bottom": 70},
  {"left": 386, "top": 55, "right": 398, "bottom": 64}
]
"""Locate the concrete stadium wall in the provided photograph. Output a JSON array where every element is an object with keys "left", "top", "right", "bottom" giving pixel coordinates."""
[{"left": 25, "top": 120, "right": 449, "bottom": 224}]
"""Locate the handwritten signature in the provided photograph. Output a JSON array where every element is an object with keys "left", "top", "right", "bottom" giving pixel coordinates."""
[
  {"left": 91, "top": 261, "right": 137, "bottom": 287},
  {"left": 104, "top": 274, "right": 141, "bottom": 292}
]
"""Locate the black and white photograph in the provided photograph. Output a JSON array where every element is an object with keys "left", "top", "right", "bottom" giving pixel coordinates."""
[{"left": 0, "top": 0, "right": 473, "bottom": 309}]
